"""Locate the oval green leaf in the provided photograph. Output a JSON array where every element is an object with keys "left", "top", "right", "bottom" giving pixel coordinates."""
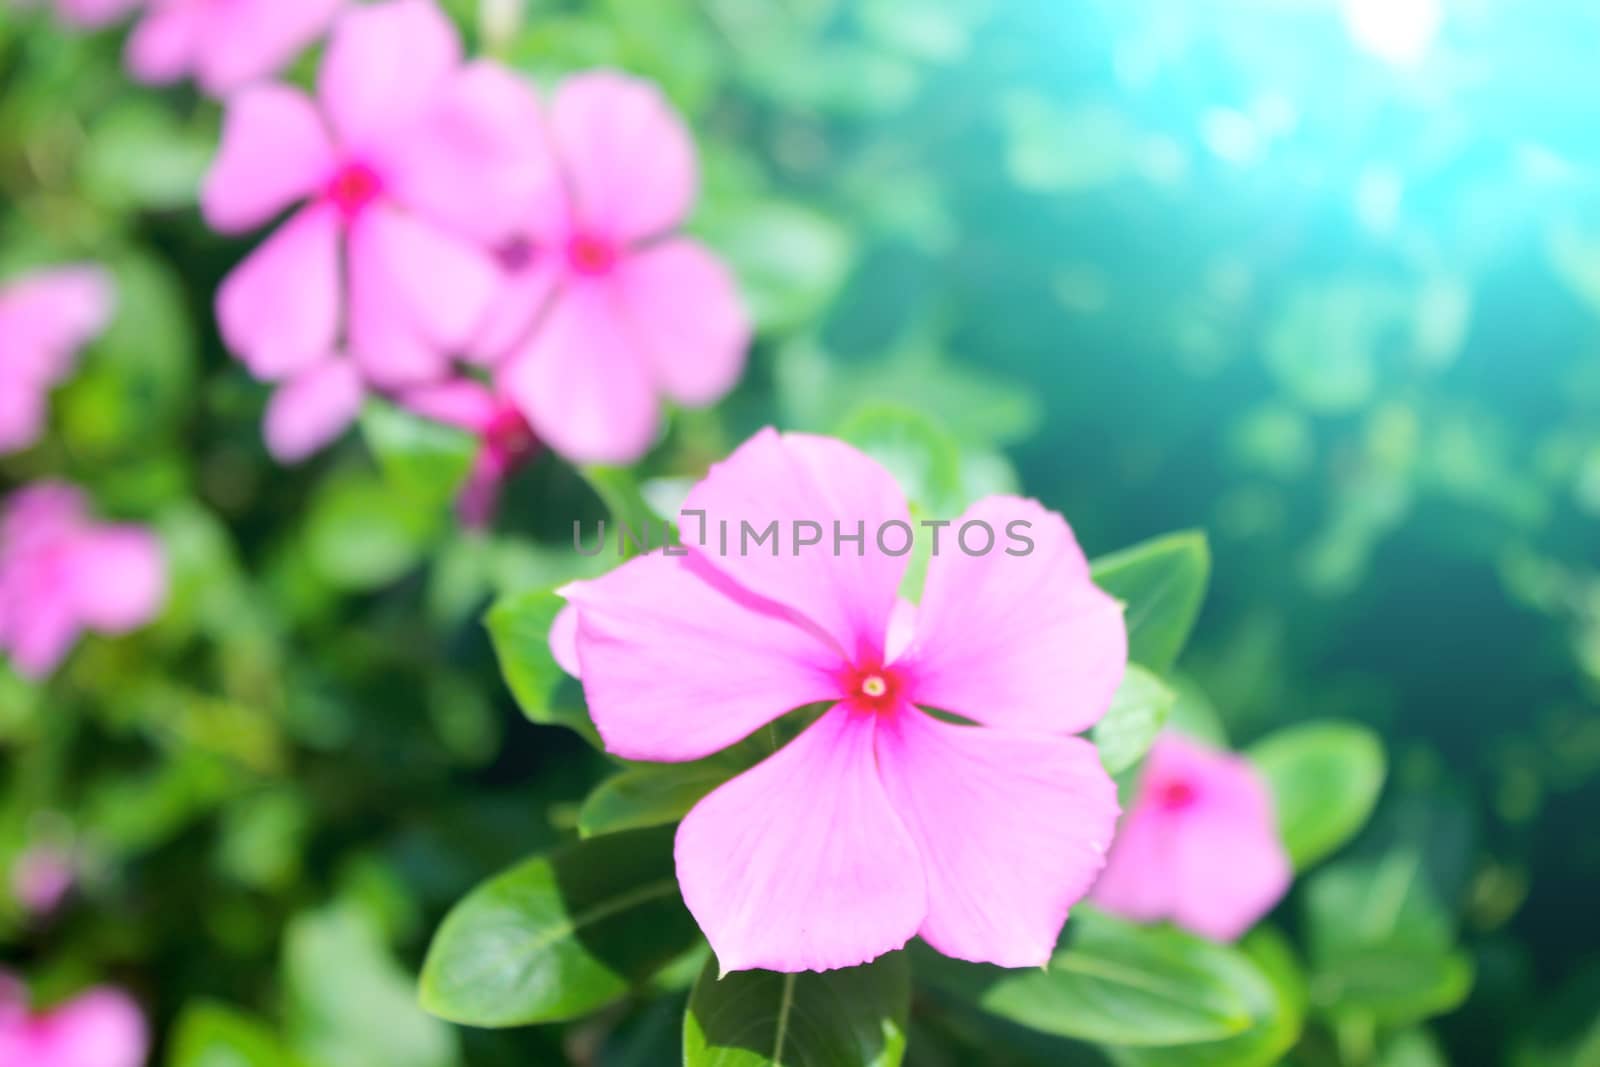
[
  {"left": 919, "top": 909, "right": 1256, "bottom": 1047},
  {"left": 1249, "top": 721, "right": 1386, "bottom": 870},
  {"left": 420, "top": 826, "right": 702, "bottom": 1027},
  {"left": 578, "top": 761, "right": 740, "bottom": 838},
  {"left": 684, "top": 952, "right": 911, "bottom": 1067},
  {"left": 484, "top": 588, "right": 597, "bottom": 743},
  {"left": 1094, "top": 665, "right": 1176, "bottom": 774},
  {"left": 1090, "top": 532, "right": 1210, "bottom": 673}
]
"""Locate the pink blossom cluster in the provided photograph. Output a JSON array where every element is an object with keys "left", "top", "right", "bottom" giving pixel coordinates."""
[
  {"left": 0, "top": 483, "right": 166, "bottom": 680},
  {"left": 0, "top": 976, "right": 147, "bottom": 1067},
  {"left": 199, "top": 0, "right": 749, "bottom": 519}
]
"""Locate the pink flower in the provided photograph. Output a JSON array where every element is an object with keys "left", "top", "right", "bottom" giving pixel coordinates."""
[
  {"left": 201, "top": 0, "right": 539, "bottom": 462},
  {"left": 0, "top": 484, "right": 166, "bottom": 680},
  {"left": 479, "top": 71, "right": 750, "bottom": 465},
  {"left": 399, "top": 379, "right": 540, "bottom": 527},
  {"left": 125, "top": 0, "right": 345, "bottom": 97},
  {"left": 0, "top": 266, "right": 114, "bottom": 455},
  {"left": 561, "top": 428, "right": 1126, "bottom": 973},
  {"left": 10, "top": 845, "right": 75, "bottom": 915},
  {"left": 0, "top": 979, "right": 148, "bottom": 1067},
  {"left": 1092, "top": 733, "right": 1292, "bottom": 941}
]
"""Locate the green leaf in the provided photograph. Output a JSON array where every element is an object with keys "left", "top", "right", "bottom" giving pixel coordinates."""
[
  {"left": 285, "top": 905, "right": 459, "bottom": 1067},
  {"left": 696, "top": 200, "right": 853, "bottom": 334},
  {"left": 578, "top": 761, "right": 740, "bottom": 838},
  {"left": 1301, "top": 815, "right": 1475, "bottom": 1026},
  {"left": 361, "top": 401, "right": 475, "bottom": 512},
  {"left": 919, "top": 910, "right": 1256, "bottom": 1047},
  {"left": 168, "top": 1001, "right": 307, "bottom": 1067},
  {"left": 581, "top": 466, "right": 673, "bottom": 560},
  {"left": 484, "top": 588, "right": 595, "bottom": 741},
  {"left": 1091, "top": 532, "right": 1210, "bottom": 673},
  {"left": 1107, "top": 926, "right": 1305, "bottom": 1067},
  {"left": 683, "top": 952, "right": 911, "bottom": 1067},
  {"left": 835, "top": 404, "right": 965, "bottom": 515},
  {"left": 420, "top": 826, "right": 702, "bottom": 1027},
  {"left": 302, "top": 470, "right": 435, "bottom": 592},
  {"left": 1249, "top": 721, "right": 1386, "bottom": 870},
  {"left": 1094, "top": 666, "right": 1175, "bottom": 774}
]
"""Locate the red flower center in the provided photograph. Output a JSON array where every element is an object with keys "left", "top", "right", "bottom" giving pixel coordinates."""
[
  {"left": 484, "top": 405, "right": 538, "bottom": 464},
  {"left": 842, "top": 663, "right": 903, "bottom": 714},
  {"left": 497, "top": 237, "right": 535, "bottom": 273},
  {"left": 566, "top": 233, "right": 618, "bottom": 276},
  {"left": 1155, "top": 779, "right": 1199, "bottom": 812},
  {"left": 325, "top": 161, "right": 383, "bottom": 221}
]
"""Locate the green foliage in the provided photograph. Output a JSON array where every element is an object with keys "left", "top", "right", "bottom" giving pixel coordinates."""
[
  {"left": 1093, "top": 666, "right": 1175, "bottom": 775},
  {"left": 1091, "top": 533, "right": 1211, "bottom": 674},
  {"left": 420, "top": 827, "right": 701, "bottom": 1027},
  {"left": 683, "top": 953, "right": 912, "bottom": 1067},
  {"left": 1250, "top": 722, "right": 1386, "bottom": 870},
  {"left": 484, "top": 588, "right": 596, "bottom": 741}
]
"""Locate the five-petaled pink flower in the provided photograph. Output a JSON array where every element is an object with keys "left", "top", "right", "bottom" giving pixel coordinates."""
[
  {"left": 202, "top": 0, "right": 538, "bottom": 462},
  {"left": 478, "top": 71, "right": 750, "bottom": 465},
  {"left": 1092, "top": 732, "right": 1292, "bottom": 941},
  {"left": 125, "top": 0, "right": 345, "bottom": 96},
  {"left": 0, "top": 266, "right": 114, "bottom": 455},
  {"left": 0, "top": 483, "right": 166, "bottom": 680},
  {"left": 0, "top": 976, "right": 148, "bottom": 1067},
  {"left": 398, "top": 379, "right": 541, "bottom": 527},
  {"left": 560, "top": 428, "right": 1126, "bottom": 973}
]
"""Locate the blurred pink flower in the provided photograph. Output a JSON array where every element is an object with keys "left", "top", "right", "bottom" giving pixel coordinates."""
[
  {"left": 10, "top": 844, "right": 75, "bottom": 915},
  {"left": 125, "top": 0, "right": 345, "bottom": 97},
  {"left": 0, "top": 979, "right": 149, "bottom": 1067},
  {"left": 0, "top": 484, "right": 166, "bottom": 681},
  {"left": 562, "top": 429, "right": 1126, "bottom": 973},
  {"left": 201, "top": 0, "right": 540, "bottom": 462},
  {"left": 481, "top": 71, "right": 750, "bottom": 465},
  {"left": 0, "top": 266, "right": 114, "bottom": 455},
  {"left": 1092, "top": 732, "right": 1292, "bottom": 941},
  {"left": 399, "top": 380, "right": 540, "bottom": 527}
]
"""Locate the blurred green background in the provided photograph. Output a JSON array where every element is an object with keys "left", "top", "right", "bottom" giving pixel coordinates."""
[{"left": 3, "top": 0, "right": 1599, "bottom": 1064}]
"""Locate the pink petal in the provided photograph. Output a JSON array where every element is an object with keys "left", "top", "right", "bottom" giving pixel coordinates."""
[
  {"left": 364, "top": 206, "right": 497, "bottom": 350},
  {"left": 388, "top": 60, "right": 555, "bottom": 246},
  {"left": 263, "top": 358, "right": 363, "bottom": 462},
  {"left": 900, "top": 496, "right": 1126, "bottom": 735},
  {"left": 191, "top": 0, "right": 345, "bottom": 97},
  {"left": 550, "top": 71, "right": 697, "bottom": 242},
  {"left": 317, "top": 0, "right": 460, "bottom": 151},
  {"left": 875, "top": 706, "right": 1119, "bottom": 966},
  {"left": 472, "top": 259, "right": 558, "bottom": 363},
  {"left": 498, "top": 281, "right": 660, "bottom": 464},
  {"left": 566, "top": 551, "right": 842, "bottom": 761},
  {"left": 0, "top": 266, "right": 114, "bottom": 384},
  {"left": 548, "top": 600, "right": 581, "bottom": 678},
  {"left": 615, "top": 239, "right": 749, "bottom": 406},
  {"left": 202, "top": 85, "right": 335, "bottom": 233},
  {"left": 68, "top": 526, "right": 165, "bottom": 633},
  {"left": 5, "top": 593, "right": 80, "bottom": 680},
  {"left": 675, "top": 705, "right": 926, "bottom": 973},
  {"left": 216, "top": 205, "right": 341, "bottom": 380},
  {"left": 0, "top": 382, "right": 46, "bottom": 455},
  {"left": 123, "top": 1, "right": 202, "bottom": 86},
  {"left": 38, "top": 988, "right": 149, "bottom": 1067},
  {"left": 681, "top": 429, "right": 913, "bottom": 661},
  {"left": 397, "top": 379, "right": 497, "bottom": 431}
]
